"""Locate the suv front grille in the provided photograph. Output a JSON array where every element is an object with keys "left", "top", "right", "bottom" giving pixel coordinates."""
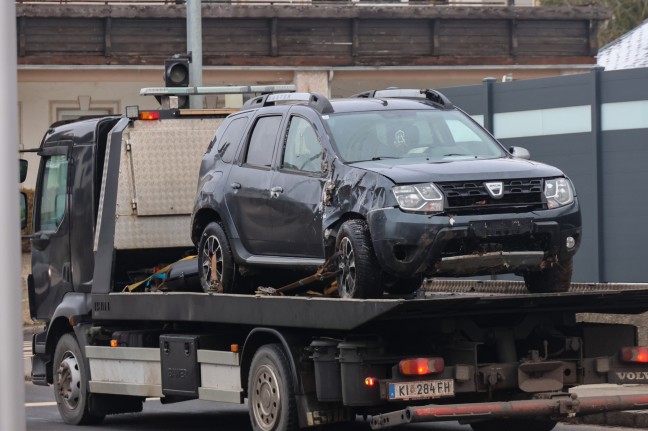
[{"left": 439, "top": 179, "right": 545, "bottom": 212}]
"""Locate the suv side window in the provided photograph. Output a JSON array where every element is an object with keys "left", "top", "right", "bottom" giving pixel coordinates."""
[
  {"left": 214, "top": 116, "right": 248, "bottom": 163},
  {"left": 282, "top": 116, "right": 321, "bottom": 174},
  {"left": 245, "top": 115, "right": 282, "bottom": 167},
  {"left": 37, "top": 155, "right": 68, "bottom": 231}
]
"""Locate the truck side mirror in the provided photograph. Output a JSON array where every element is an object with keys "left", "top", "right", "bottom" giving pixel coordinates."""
[
  {"left": 509, "top": 146, "right": 530, "bottom": 160},
  {"left": 20, "top": 192, "right": 27, "bottom": 230},
  {"left": 20, "top": 159, "right": 28, "bottom": 183}
]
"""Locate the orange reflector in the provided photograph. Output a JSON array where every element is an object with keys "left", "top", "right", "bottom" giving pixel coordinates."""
[
  {"left": 364, "top": 377, "right": 377, "bottom": 387},
  {"left": 231, "top": 344, "right": 239, "bottom": 353},
  {"left": 399, "top": 357, "right": 445, "bottom": 376},
  {"left": 69, "top": 316, "right": 76, "bottom": 326},
  {"left": 621, "top": 346, "right": 648, "bottom": 363},
  {"left": 110, "top": 340, "right": 118, "bottom": 348},
  {"left": 139, "top": 111, "right": 160, "bottom": 121}
]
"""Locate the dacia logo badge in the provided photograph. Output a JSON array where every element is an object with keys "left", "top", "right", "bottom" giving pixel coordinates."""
[{"left": 484, "top": 181, "right": 504, "bottom": 199}]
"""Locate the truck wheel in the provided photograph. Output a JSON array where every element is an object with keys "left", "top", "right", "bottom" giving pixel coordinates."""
[
  {"left": 335, "top": 219, "right": 383, "bottom": 299},
  {"left": 53, "top": 333, "right": 104, "bottom": 425},
  {"left": 198, "top": 222, "right": 238, "bottom": 293},
  {"left": 248, "top": 344, "right": 298, "bottom": 431},
  {"left": 524, "top": 257, "right": 573, "bottom": 293},
  {"left": 470, "top": 419, "right": 557, "bottom": 431}
]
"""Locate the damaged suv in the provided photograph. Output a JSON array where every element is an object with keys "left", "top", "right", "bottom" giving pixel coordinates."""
[{"left": 191, "top": 89, "right": 581, "bottom": 298}]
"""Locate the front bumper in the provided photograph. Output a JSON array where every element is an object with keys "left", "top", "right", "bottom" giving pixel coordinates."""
[{"left": 366, "top": 200, "right": 581, "bottom": 277}]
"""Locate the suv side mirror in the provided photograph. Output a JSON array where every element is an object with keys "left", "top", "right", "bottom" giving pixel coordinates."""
[
  {"left": 20, "top": 192, "right": 27, "bottom": 230},
  {"left": 509, "top": 146, "right": 530, "bottom": 160},
  {"left": 20, "top": 159, "right": 28, "bottom": 183}
]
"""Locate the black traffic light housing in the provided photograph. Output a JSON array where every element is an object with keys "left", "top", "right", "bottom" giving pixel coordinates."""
[{"left": 164, "top": 57, "right": 190, "bottom": 88}]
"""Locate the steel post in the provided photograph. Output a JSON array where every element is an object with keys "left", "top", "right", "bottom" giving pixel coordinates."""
[{"left": 187, "top": 0, "right": 204, "bottom": 109}]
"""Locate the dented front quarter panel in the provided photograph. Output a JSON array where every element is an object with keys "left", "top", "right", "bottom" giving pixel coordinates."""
[{"left": 322, "top": 158, "right": 397, "bottom": 232}]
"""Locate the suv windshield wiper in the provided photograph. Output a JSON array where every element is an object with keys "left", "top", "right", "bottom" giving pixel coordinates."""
[{"left": 371, "top": 156, "right": 400, "bottom": 161}]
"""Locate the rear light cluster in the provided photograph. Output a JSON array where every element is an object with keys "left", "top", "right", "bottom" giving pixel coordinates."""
[
  {"left": 399, "top": 357, "right": 445, "bottom": 376},
  {"left": 621, "top": 347, "right": 648, "bottom": 363}
]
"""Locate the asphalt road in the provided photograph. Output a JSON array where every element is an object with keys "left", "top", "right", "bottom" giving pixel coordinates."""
[{"left": 25, "top": 383, "right": 641, "bottom": 431}]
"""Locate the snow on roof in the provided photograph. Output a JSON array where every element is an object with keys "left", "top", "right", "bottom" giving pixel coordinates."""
[{"left": 597, "top": 18, "right": 648, "bottom": 70}]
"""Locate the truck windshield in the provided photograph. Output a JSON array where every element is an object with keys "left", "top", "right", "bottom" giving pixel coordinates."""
[{"left": 324, "top": 110, "right": 505, "bottom": 163}]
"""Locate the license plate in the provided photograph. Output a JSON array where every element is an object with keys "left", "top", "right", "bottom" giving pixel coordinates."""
[
  {"left": 470, "top": 219, "right": 532, "bottom": 238},
  {"left": 388, "top": 379, "right": 455, "bottom": 401}
]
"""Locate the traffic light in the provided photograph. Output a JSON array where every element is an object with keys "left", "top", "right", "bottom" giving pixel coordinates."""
[
  {"left": 164, "top": 57, "right": 190, "bottom": 88},
  {"left": 163, "top": 56, "right": 190, "bottom": 108}
]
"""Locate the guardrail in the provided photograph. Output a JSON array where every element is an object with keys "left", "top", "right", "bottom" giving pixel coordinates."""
[{"left": 16, "top": 0, "right": 517, "bottom": 6}]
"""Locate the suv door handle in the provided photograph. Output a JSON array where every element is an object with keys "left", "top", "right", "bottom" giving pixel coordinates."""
[
  {"left": 231, "top": 182, "right": 241, "bottom": 189},
  {"left": 270, "top": 186, "right": 283, "bottom": 199}
]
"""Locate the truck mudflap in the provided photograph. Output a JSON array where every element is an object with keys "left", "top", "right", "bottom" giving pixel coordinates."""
[{"left": 369, "top": 393, "right": 648, "bottom": 429}]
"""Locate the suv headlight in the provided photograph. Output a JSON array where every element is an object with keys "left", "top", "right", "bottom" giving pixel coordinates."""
[
  {"left": 393, "top": 183, "right": 444, "bottom": 213},
  {"left": 544, "top": 178, "right": 574, "bottom": 209}
]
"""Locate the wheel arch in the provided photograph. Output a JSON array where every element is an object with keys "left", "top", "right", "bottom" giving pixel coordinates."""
[
  {"left": 324, "top": 211, "right": 365, "bottom": 257},
  {"left": 191, "top": 208, "right": 223, "bottom": 245},
  {"left": 240, "top": 328, "right": 304, "bottom": 399}
]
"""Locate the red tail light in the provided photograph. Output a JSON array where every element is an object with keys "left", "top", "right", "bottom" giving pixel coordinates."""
[
  {"left": 139, "top": 111, "right": 161, "bottom": 121},
  {"left": 621, "top": 347, "right": 648, "bottom": 363},
  {"left": 364, "top": 377, "right": 377, "bottom": 387},
  {"left": 399, "top": 357, "right": 445, "bottom": 376}
]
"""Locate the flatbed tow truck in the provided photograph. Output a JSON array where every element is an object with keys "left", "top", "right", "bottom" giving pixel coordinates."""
[{"left": 23, "top": 86, "right": 648, "bottom": 431}]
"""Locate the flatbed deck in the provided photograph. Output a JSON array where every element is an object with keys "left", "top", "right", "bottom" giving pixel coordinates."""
[{"left": 92, "top": 281, "right": 648, "bottom": 331}]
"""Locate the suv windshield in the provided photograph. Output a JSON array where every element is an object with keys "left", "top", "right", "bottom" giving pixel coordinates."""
[{"left": 324, "top": 109, "right": 505, "bottom": 163}]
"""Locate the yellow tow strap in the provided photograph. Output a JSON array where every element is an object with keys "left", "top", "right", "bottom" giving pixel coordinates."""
[{"left": 124, "top": 255, "right": 196, "bottom": 292}]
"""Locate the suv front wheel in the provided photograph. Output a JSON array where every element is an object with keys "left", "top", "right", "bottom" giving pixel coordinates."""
[
  {"left": 336, "top": 220, "right": 383, "bottom": 299},
  {"left": 198, "top": 222, "right": 239, "bottom": 293}
]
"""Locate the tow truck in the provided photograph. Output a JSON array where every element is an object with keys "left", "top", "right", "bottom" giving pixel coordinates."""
[{"left": 23, "top": 85, "right": 648, "bottom": 431}]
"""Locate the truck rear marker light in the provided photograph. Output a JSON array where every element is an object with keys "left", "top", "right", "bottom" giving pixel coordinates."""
[
  {"left": 399, "top": 358, "right": 444, "bottom": 376},
  {"left": 621, "top": 347, "right": 648, "bottom": 363},
  {"left": 110, "top": 340, "right": 118, "bottom": 348},
  {"left": 231, "top": 344, "right": 239, "bottom": 353},
  {"left": 139, "top": 111, "right": 160, "bottom": 121},
  {"left": 365, "top": 377, "right": 378, "bottom": 387}
]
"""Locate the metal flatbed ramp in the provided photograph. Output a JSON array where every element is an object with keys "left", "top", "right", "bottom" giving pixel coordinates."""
[{"left": 92, "top": 283, "right": 648, "bottom": 331}]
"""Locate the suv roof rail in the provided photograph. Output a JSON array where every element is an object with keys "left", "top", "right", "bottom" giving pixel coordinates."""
[
  {"left": 242, "top": 92, "right": 334, "bottom": 114},
  {"left": 351, "top": 88, "right": 454, "bottom": 110}
]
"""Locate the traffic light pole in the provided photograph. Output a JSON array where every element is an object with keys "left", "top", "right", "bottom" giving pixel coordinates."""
[
  {"left": 0, "top": 1, "right": 26, "bottom": 430},
  {"left": 187, "top": 0, "right": 204, "bottom": 109}
]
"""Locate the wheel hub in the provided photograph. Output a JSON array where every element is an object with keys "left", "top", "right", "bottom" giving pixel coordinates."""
[
  {"left": 202, "top": 235, "right": 223, "bottom": 292},
  {"left": 338, "top": 237, "right": 356, "bottom": 298},
  {"left": 252, "top": 364, "right": 281, "bottom": 431},
  {"left": 56, "top": 353, "right": 81, "bottom": 410}
]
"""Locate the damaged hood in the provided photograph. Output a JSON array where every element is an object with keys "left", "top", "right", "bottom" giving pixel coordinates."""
[{"left": 349, "top": 157, "right": 564, "bottom": 184}]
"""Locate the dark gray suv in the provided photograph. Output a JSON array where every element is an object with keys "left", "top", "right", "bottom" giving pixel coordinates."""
[{"left": 191, "top": 89, "right": 581, "bottom": 298}]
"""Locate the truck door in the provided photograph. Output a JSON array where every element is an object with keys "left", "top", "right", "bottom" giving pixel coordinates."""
[
  {"left": 30, "top": 143, "right": 73, "bottom": 320},
  {"left": 268, "top": 112, "right": 326, "bottom": 258}
]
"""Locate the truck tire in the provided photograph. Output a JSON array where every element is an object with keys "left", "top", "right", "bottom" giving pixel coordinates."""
[
  {"left": 53, "top": 333, "right": 104, "bottom": 425},
  {"left": 335, "top": 219, "right": 383, "bottom": 299},
  {"left": 524, "top": 257, "right": 573, "bottom": 293},
  {"left": 470, "top": 418, "right": 557, "bottom": 431},
  {"left": 198, "top": 222, "right": 238, "bottom": 293},
  {"left": 248, "top": 344, "right": 298, "bottom": 431}
]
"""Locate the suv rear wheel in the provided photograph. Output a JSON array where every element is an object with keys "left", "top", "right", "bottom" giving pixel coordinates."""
[
  {"left": 198, "top": 222, "right": 239, "bottom": 293},
  {"left": 524, "top": 257, "right": 572, "bottom": 293},
  {"left": 336, "top": 220, "right": 383, "bottom": 299}
]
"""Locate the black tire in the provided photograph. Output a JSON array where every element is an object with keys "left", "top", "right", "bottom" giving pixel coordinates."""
[
  {"left": 198, "top": 221, "right": 239, "bottom": 293},
  {"left": 335, "top": 219, "right": 383, "bottom": 299},
  {"left": 53, "top": 333, "right": 105, "bottom": 425},
  {"left": 524, "top": 257, "right": 573, "bottom": 293},
  {"left": 248, "top": 344, "right": 298, "bottom": 431},
  {"left": 470, "top": 419, "right": 557, "bottom": 431},
  {"left": 383, "top": 274, "right": 423, "bottom": 295}
]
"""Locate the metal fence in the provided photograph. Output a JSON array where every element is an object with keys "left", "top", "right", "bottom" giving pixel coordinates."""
[{"left": 439, "top": 67, "right": 648, "bottom": 283}]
